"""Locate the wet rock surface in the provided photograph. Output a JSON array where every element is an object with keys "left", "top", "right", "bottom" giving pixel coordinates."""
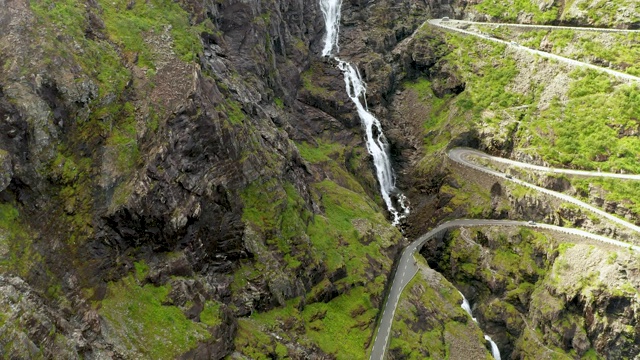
[
  {"left": 0, "top": 0, "right": 418, "bottom": 357},
  {"left": 420, "top": 226, "right": 640, "bottom": 359},
  {"left": 3, "top": 0, "right": 640, "bottom": 358}
]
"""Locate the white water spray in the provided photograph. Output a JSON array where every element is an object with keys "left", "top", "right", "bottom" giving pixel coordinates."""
[
  {"left": 485, "top": 335, "right": 502, "bottom": 360},
  {"left": 320, "top": 0, "right": 342, "bottom": 56},
  {"left": 458, "top": 292, "right": 502, "bottom": 360},
  {"left": 460, "top": 294, "right": 477, "bottom": 322},
  {"left": 319, "top": 0, "right": 409, "bottom": 225}
]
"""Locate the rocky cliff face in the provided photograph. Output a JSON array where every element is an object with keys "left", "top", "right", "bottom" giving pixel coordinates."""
[
  {"left": 2, "top": 0, "right": 640, "bottom": 358},
  {"left": 420, "top": 227, "right": 640, "bottom": 359},
  {"left": 387, "top": 257, "right": 493, "bottom": 359},
  {"left": 0, "top": 0, "right": 353, "bottom": 357},
  {"left": 0, "top": 0, "right": 437, "bottom": 357},
  {"left": 386, "top": 1, "right": 640, "bottom": 358}
]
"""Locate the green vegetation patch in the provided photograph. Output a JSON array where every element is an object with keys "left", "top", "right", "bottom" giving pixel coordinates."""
[
  {"left": 30, "top": 0, "right": 87, "bottom": 39},
  {"left": 296, "top": 140, "right": 345, "bottom": 164},
  {"left": 436, "top": 172, "right": 509, "bottom": 220},
  {"left": 419, "top": 26, "right": 640, "bottom": 225},
  {"left": 49, "top": 150, "right": 97, "bottom": 249},
  {"left": 403, "top": 78, "right": 453, "bottom": 156},
  {"left": 301, "top": 62, "right": 337, "bottom": 98},
  {"left": 100, "top": 274, "right": 211, "bottom": 359},
  {"left": 440, "top": 228, "right": 613, "bottom": 358},
  {"left": 106, "top": 104, "right": 140, "bottom": 172},
  {"left": 200, "top": 301, "right": 222, "bottom": 327},
  {"left": 421, "top": 26, "right": 640, "bottom": 175},
  {"left": 217, "top": 100, "right": 246, "bottom": 125},
  {"left": 514, "top": 325, "right": 574, "bottom": 359},
  {"left": 0, "top": 203, "right": 41, "bottom": 277},
  {"left": 307, "top": 180, "right": 399, "bottom": 280},
  {"left": 442, "top": 227, "right": 551, "bottom": 297},
  {"left": 561, "top": 0, "right": 640, "bottom": 27},
  {"left": 406, "top": 28, "right": 525, "bottom": 172},
  {"left": 301, "top": 286, "right": 380, "bottom": 358},
  {"left": 240, "top": 284, "right": 385, "bottom": 360},
  {"left": 296, "top": 140, "right": 371, "bottom": 195},
  {"left": 469, "top": 0, "right": 640, "bottom": 26},
  {"left": 390, "top": 257, "right": 489, "bottom": 359},
  {"left": 525, "top": 73, "right": 640, "bottom": 173},
  {"left": 236, "top": 142, "right": 400, "bottom": 358},
  {"left": 29, "top": 0, "right": 209, "bottom": 120},
  {"left": 97, "top": 0, "right": 205, "bottom": 65},
  {"left": 572, "top": 177, "right": 640, "bottom": 215},
  {"left": 241, "top": 175, "right": 398, "bottom": 280},
  {"left": 455, "top": 26, "right": 640, "bottom": 77},
  {"left": 472, "top": 0, "right": 558, "bottom": 23},
  {"left": 241, "top": 180, "right": 313, "bottom": 270},
  {"left": 234, "top": 318, "right": 279, "bottom": 359},
  {"left": 30, "top": 0, "right": 130, "bottom": 96}
]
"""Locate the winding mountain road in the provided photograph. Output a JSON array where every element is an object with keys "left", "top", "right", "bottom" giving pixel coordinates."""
[
  {"left": 370, "top": 19, "right": 640, "bottom": 360},
  {"left": 370, "top": 149, "right": 640, "bottom": 360},
  {"left": 428, "top": 19, "right": 640, "bottom": 83},
  {"left": 459, "top": 148, "right": 640, "bottom": 180},
  {"left": 449, "top": 148, "right": 640, "bottom": 234},
  {"left": 443, "top": 19, "right": 640, "bottom": 34}
]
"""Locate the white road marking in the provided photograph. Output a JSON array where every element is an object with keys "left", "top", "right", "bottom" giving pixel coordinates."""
[{"left": 370, "top": 20, "right": 640, "bottom": 360}]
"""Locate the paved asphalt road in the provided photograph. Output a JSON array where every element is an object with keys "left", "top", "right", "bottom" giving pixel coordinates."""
[
  {"left": 370, "top": 20, "right": 640, "bottom": 360},
  {"left": 461, "top": 148, "right": 640, "bottom": 180},
  {"left": 447, "top": 19, "right": 640, "bottom": 33},
  {"left": 370, "top": 149, "right": 640, "bottom": 360},
  {"left": 449, "top": 148, "right": 640, "bottom": 234},
  {"left": 428, "top": 19, "right": 640, "bottom": 83}
]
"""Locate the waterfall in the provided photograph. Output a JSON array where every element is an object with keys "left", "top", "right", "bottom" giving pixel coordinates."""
[
  {"left": 484, "top": 335, "right": 502, "bottom": 360},
  {"left": 319, "top": 0, "right": 409, "bottom": 225},
  {"left": 460, "top": 294, "right": 477, "bottom": 322},
  {"left": 458, "top": 292, "right": 502, "bottom": 360},
  {"left": 320, "top": 0, "right": 342, "bottom": 56}
]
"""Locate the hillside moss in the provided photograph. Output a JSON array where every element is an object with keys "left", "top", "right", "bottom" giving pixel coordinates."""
[
  {"left": 469, "top": 0, "right": 638, "bottom": 26},
  {"left": 240, "top": 180, "right": 314, "bottom": 270},
  {"left": 561, "top": 0, "right": 640, "bottom": 26},
  {"left": 389, "top": 256, "right": 490, "bottom": 359},
  {"left": 296, "top": 140, "right": 345, "bottom": 164},
  {"left": 200, "top": 301, "right": 222, "bottom": 327},
  {"left": 217, "top": 100, "right": 246, "bottom": 125},
  {"left": 472, "top": 0, "right": 558, "bottom": 23},
  {"left": 241, "top": 283, "right": 385, "bottom": 360},
  {"left": 419, "top": 25, "right": 640, "bottom": 175},
  {"left": 96, "top": 0, "right": 206, "bottom": 65},
  {"left": 99, "top": 273, "right": 211, "bottom": 359},
  {"left": 307, "top": 180, "right": 399, "bottom": 280},
  {"left": 301, "top": 62, "right": 337, "bottom": 98},
  {"left": 436, "top": 227, "right": 620, "bottom": 358},
  {"left": 0, "top": 203, "right": 41, "bottom": 277},
  {"left": 236, "top": 157, "right": 401, "bottom": 358},
  {"left": 525, "top": 74, "right": 640, "bottom": 173},
  {"left": 571, "top": 177, "right": 640, "bottom": 215},
  {"left": 416, "top": 26, "right": 640, "bottom": 227},
  {"left": 406, "top": 27, "right": 525, "bottom": 175},
  {"left": 506, "top": 29, "right": 640, "bottom": 76}
]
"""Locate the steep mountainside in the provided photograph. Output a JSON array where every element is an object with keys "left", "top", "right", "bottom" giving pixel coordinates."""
[
  {"left": 0, "top": 0, "right": 432, "bottom": 358},
  {"left": 2, "top": 0, "right": 640, "bottom": 359},
  {"left": 383, "top": 1, "right": 640, "bottom": 358}
]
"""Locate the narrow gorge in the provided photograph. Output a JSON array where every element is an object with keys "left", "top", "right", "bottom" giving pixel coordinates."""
[
  {"left": 1, "top": 0, "right": 640, "bottom": 359},
  {"left": 320, "top": 0, "right": 409, "bottom": 225}
]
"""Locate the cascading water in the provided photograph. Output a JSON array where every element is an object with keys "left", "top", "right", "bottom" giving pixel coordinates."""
[
  {"left": 458, "top": 292, "right": 502, "bottom": 360},
  {"left": 320, "top": 0, "right": 342, "bottom": 56},
  {"left": 460, "top": 295, "right": 477, "bottom": 322},
  {"left": 319, "top": 0, "right": 409, "bottom": 225},
  {"left": 485, "top": 335, "right": 502, "bottom": 360}
]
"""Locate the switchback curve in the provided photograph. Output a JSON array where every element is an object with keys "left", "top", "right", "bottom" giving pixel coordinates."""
[{"left": 370, "top": 19, "right": 640, "bottom": 360}]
